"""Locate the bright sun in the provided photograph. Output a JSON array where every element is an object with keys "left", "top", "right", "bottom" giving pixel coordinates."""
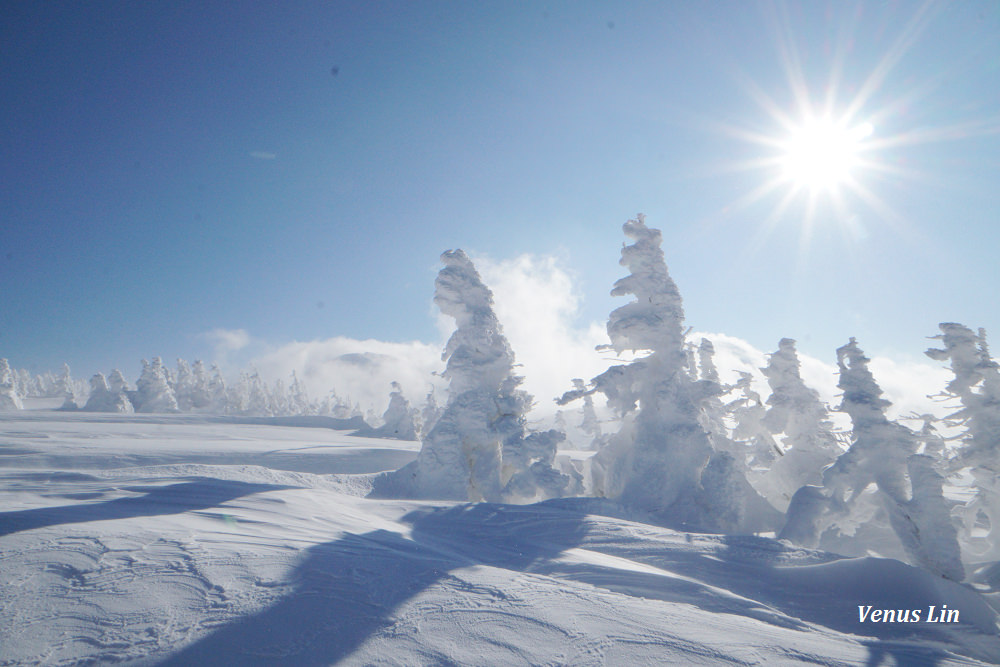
[{"left": 779, "top": 117, "right": 875, "bottom": 192}]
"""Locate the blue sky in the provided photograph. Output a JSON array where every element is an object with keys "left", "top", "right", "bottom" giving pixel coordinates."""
[{"left": 3, "top": 1, "right": 999, "bottom": 387}]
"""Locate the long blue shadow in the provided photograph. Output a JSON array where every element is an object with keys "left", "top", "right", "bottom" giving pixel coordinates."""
[
  {"left": 0, "top": 480, "right": 289, "bottom": 537},
  {"left": 159, "top": 501, "right": 998, "bottom": 665},
  {"left": 159, "top": 502, "right": 590, "bottom": 665}
]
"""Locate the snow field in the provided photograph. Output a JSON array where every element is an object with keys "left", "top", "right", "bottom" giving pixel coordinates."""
[{"left": 1, "top": 412, "right": 999, "bottom": 665}]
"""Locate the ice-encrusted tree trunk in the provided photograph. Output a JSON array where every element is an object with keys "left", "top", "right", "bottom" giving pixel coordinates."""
[
  {"left": 0, "top": 358, "right": 23, "bottom": 410},
  {"left": 560, "top": 215, "right": 776, "bottom": 532},
  {"left": 378, "top": 249, "right": 568, "bottom": 502},
  {"left": 757, "top": 338, "right": 842, "bottom": 511},
  {"left": 926, "top": 322, "right": 1000, "bottom": 561},
  {"left": 781, "top": 338, "right": 964, "bottom": 581}
]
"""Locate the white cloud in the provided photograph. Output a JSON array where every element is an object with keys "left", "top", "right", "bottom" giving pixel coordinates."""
[
  {"left": 868, "top": 355, "right": 952, "bottom": 419},
  {"left": 248, "top": 337, "right": 445, "bottom": 414},
  {"left": 474, "top": 253, "right": 611, "bottom": 417},
  {"left": 249, "top": 151, "right": 277, "bottom": 160},
  {"left": 201, "top": 328, "right": 251, "bottom": 355}
]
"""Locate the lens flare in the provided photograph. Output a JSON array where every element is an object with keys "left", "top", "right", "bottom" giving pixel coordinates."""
[{"left": 780, "top": 118, "right": 875, "bottom": 192}]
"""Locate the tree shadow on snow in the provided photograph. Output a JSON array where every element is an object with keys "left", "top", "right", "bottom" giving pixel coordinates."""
[
  {"left": 0, "top": 479, "right": 290, "bottom": 538},
  {"left": 157, "top": 500, "right": 998, "bottom": 666},
  {"left": 712, "top": 535, "right": 993, "bottom": 666},
  {"left": 159, "top": 502, "right": 593, "bottom": 666}
]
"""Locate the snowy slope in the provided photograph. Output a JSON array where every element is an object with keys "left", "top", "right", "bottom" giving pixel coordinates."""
[{"left": 1, "top": 412, "right": 998, "bottom": 665}]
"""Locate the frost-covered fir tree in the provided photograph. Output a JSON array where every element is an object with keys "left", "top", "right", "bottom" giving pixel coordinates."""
[
  {"left": 755, "top": 338, "right": 842, "bottom": 511},
  {"left": 208, "top": 365, "right": 227, "bottom": 412},
  {"left": 173, "top": 359, "right": 196, "bottom": 411},
  {"left": 378, "top": 249, "right": 569, "bottom": 502},
  {"left": 695, "top": 338, "right": 731, "bottom": 452},
  {"left": 188, "top": 360, "right": 212, "bottom": 410},
  {"left": 107, "top": 369, "right": 130, "bottom": 394},
  {"left": 55, "top": 363, "right": 73, "bottom": 397},
  {"left": 271, "top": 378, "right": 289, "bottom": 416},
  {"left": 0, "top": 358, "right": 23, "bottom": 410},
  {"left": 358, "top": 382, "right": 419, "bottom": 440},
  {"left": 54, "top": 363, "right": 79, "bottom": 410},
  {"left": 245, "top": 370, "right": 272, "bottom": 416},
  {"left": 288, "top": 371, "right": 312, "bottom": 415},
  {"left": 726, "top": 371, "right": 779, "bottom": 474},
  {"left": 781, "top": 338, "right": 964, "bottom": 581},
  {"left": 16, "top": 368, "right": 38, "bottom": 398},
  {"left": 82, "top": 373, "right": 134, "bottom": 413},
  {"left": 134, "top": 358, "right": 179, "bottom": 413},
  {"left": 926, "top": 323, "right": 1000, "bottom": 561},
  {"left": 559, "top": 215, "right": 775, "bottom": 532}
]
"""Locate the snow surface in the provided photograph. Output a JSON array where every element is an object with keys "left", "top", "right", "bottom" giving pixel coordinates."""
[{"left": 2, "top": 410, "right": 999, "bottom": 665}]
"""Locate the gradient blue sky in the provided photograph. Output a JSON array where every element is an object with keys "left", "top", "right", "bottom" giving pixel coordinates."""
[{"left": 3, "top": 0, "right": 999, "bottom": 380}]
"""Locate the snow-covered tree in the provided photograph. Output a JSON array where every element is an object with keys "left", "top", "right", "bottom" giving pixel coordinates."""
[
  {"left": 107, "top": 369, "right": 130, "bottom": 394},
  {"left": 560, "top": 215, "right": 774, "bottom": 533},
  {"left": 288, "top": 371, "right": 312, "bottom": 415},
  {"left": 16, "top": 369, "right": 38, "bottom": 398},
  {"left": 781, "top": 338, "right": 964, "bottom": 581},
  {"left": 170, "top": 359, "right": 194, "bottom": 411},
  {"left": 134, "top": 358, "right": 179, "bottom": 413},
  {"left": 208, "top": 365, "right": 227, "bottom": 412},
  {"left": 358, "top": 382, "right": 419, "bottom": 440},
  {"left": 726, "top": 371, "right": 779, "bottom": 474},
  {"left": 271, "top": 378, "right": 289, "bottom": 416},
  {"left": 82, "top": 373, "right": 134, "bottom": 413},
  {"left": 379, "top": 249, "right": 569, "bottom": 502},
  {"left": 243, "top": 370, "right": 273, "bottom": 416},
  {"left": 0, "top": 358, "right": 23, "bottom": 410},
  {"left": 755, "top": 338, "right": 842, "bottom": 511},
  {"left": 926, "top": 322, "right": 1000, "bottom": 561},
  {"left": 54, "top": 363, "right": 79, "bottom": 410},
  {"left": 55, "top": 363, "right": 73, "bottom": 397},
  {"left": 325, "top": 390, "right": 360, "bottom": 420},
  {"left": 573, "top": 378, "right": 604, "bottom": 450},
  {"left": 187, "top": 360, "right": 212, "bottom": 410},
  {"left": 695, "top": 338, "right": 731, "bottom": 452}
]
